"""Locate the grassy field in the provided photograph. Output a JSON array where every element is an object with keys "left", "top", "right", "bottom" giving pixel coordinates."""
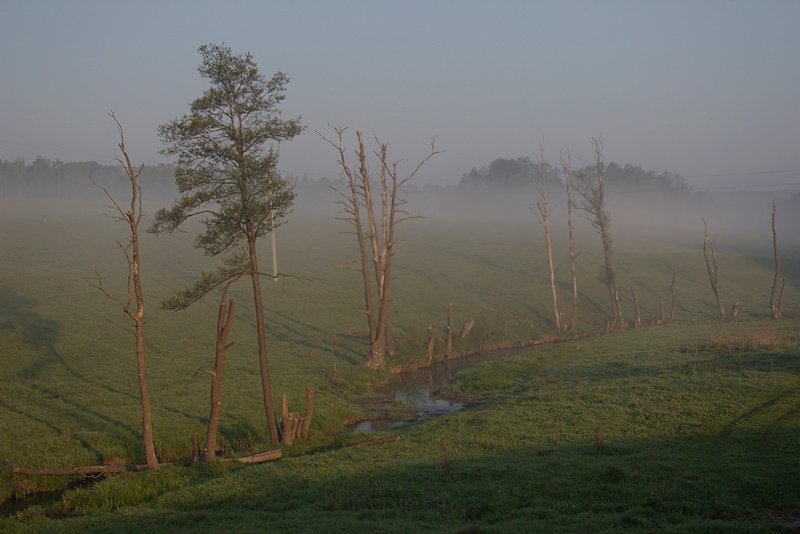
[{"left": 1, "top": 192, "right": 799, "bottom": 532}]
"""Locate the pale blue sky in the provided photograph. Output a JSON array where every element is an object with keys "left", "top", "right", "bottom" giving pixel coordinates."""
[{"left": 2, "top": 0, "right": 799, "bottom": 188}]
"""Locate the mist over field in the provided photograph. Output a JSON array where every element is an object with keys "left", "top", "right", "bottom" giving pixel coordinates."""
[{"left": 3, "top": 3, "right": 800, "bottom": 529}]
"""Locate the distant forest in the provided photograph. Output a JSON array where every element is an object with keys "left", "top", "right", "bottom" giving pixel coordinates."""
[
  {"left": 460, "top": 156, "right": 691, "bottom": 196},
  {"left": 0, "top": 155, "right": 709, "bottom": 200},
  {"left": 0, "top": 157, "right": 178, "bottom": 200}
]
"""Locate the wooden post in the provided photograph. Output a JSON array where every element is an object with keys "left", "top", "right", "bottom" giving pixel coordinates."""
[
  {"left": 191, "top": 434, "right": 200, "bottom": 464},
  {"left": 659, "top": 301, "right": 665, "bottom": 324}
]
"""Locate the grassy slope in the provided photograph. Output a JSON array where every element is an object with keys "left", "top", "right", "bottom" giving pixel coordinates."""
[{"left": 1, "top": 194, "right": 799, "bottom": 531}]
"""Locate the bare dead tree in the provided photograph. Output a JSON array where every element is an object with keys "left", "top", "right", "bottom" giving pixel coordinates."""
[
  {"left": 86, "top": 112, "right": 158, "bottom": 471},
  {"left": 320, "top": 126, "right": 440, "bottom": 368},
  {"left": 427, "top": 325, "right": 436, "bottom": 365},
  {"left": 702, "top": 218, "right": 727, "bottom": 319},
  {"left": 575, "top": 137, "right": 623, "bottom": 327},
  {"left": 446, "top": 302, "right": 454, "bottom": 358},
  {"left": 534, "top": 141, "right": 560, "bottom": 329},
  {"left": 561, "top": 151, "right": 579, "bottom": 331},
  {"left": 631, "top": 286, "right": 642, "bottom": 329},
  {"left": 201, "top": 276, "right": 240, "bottom": 461},
  {"left": 770, "top": 202, "right": 786, "bottom": 319},
  {"left": 319, "top": 127, "right": 377, "bottom": 346}
]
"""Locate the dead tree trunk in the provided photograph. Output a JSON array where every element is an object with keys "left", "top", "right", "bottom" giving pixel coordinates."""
[
  {"left": 280, "top": 389, "right": 314, "bottom": 445},
  {"left": 562, "top": 152, "right": 579, "bottom": 331},
  {"left": 702, "top": 218, "right": 727, "bottom": 319},
  {"left": 535, "top": 142, "right": 560, "bottom": 329},
  {"left": 459, "top": 319, "right": 475, "bottom": 339},
  {"left": 446, "top": 302, "right": 454, "bottom": 358},
  {"left": 204, "top": 285, "right": 237, "bottom": 461},
  {"left": 301, "top": 387, "right": 315, "bottom": 439},
  {"left": 669, "top": 270, "right": 678, "bottom": 323},
  {"left": 320, "top": 126, "right": 439, "bottom": 369},
  {"left": 770, "top": 202, "right": 785, "bottom": 319},
  {"left": 87, "top": 113, "right": 158, "bottom": 471},
  {"left": 321, "top": 127, "right": 377, "bottom": 346},
  {"left": 576, "top": 137, "right": 622, "bottom": 327},
  {"left": 631, "top": 286, "right": 642, "bottom": 329},
  {"left": 427, "top": 325, "right": 435, "bottom": 365}
]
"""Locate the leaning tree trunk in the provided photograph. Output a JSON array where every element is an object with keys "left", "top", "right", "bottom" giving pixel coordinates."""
[
  {"left": 536, "top": 146, "right": 560, "bottom": 330},
  {"left": 702, "top": 218, "right": 727, "bottom": 319},
  {"left": 592, "top": 139, "right": 622, "bottom": 327},
  {"left": 354, "top": 133, "right": 378, "bottom": 343},
  {"left": 205, "top": 294, "right": 236, "bottom": 461}
]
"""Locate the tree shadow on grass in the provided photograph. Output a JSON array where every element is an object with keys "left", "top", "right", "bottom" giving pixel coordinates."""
[
  {"left": 0, "top": 286, "right": 136, "bottom": 400},
  {"left": 0, "top": 286, "right": 145, "bottom": 465},
  {"left": 0, "top": 286, "right": 62, "bottom": 380}
]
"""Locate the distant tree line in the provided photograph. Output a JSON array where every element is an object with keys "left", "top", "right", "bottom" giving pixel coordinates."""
[
  {"left": 461, "top": 157, "right": 562, "bottom": 190},
  {"left": 0, "top": 157, "right": 177, "bottom": 200},
  {"left": 461, "top": 156, "right": 690, "bottom": 197},
  {"left": 284, "top": 173, "right": 342, "bottom": 189}
]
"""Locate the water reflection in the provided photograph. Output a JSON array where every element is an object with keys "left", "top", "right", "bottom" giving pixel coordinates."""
[
  {"left": 351, "top": 349, "right": 532, "bottom": 433},
  {"left": 349, "top": 420, "right": 406, "bottom": 434},
  {"left": 389, "top": 367, "right": 464, "bottom": 418}
]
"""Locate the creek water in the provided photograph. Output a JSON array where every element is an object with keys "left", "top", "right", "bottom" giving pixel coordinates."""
[
  {"left": 0, "top": 478, "right": 95, "bottom": 518},
  {"left": 348, "top": 345, "right": 534, "bottom": 433}
]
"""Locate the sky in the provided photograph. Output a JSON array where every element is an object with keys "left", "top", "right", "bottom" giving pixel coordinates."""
[{"left": 2, "top": 0, "right": 799, "bottom": 190}]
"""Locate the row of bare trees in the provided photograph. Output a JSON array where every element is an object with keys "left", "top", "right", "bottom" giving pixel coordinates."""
[
  {"left": 702, "top": 203, "right": 786, "bottom": 321},
  {"left": 535, "top": 137, "right": 623, "bottom": 332},
  {"left": 536, "top": 136, "right": 787, "bottom": 332}
]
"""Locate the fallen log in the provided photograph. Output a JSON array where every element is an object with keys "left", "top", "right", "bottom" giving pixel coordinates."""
[
  {"left": 6, "top": 449, "right": 283, "bottom": 475},
  {"left": 220, "top": 449, "right": 282, "bottom": 464}
]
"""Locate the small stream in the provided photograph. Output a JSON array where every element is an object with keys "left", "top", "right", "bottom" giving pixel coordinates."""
[
  {"left": 349, "top": 345, "right": 536, "bottom": 433},
  {"left": 2, "top": 345, "right": 542, "bottom": 514}
]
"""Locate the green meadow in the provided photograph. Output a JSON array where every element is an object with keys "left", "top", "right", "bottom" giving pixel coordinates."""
[{"left": 1, "top": 191, "right": 799, "bottom": 532}]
